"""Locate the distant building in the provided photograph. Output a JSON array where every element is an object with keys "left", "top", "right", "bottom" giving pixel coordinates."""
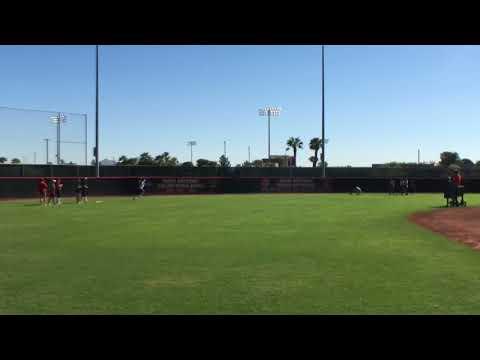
[
  {"left": 372, "top": 162, "right": 435, "bottom": 168},
  {"left": 100, "top": 159, "right": 116, "bottom": 166},
  {"left": 262, "top": 155, "right": 294, "bottom": 167}
]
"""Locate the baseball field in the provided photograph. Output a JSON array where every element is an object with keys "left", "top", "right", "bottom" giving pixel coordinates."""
[{"left": 1, "top": 193, "right": 480, "bottom": 314}]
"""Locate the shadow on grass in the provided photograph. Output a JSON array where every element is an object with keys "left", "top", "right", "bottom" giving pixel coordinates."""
[{"left": 23, "top": 202, "right": 77, "bottom": 207}]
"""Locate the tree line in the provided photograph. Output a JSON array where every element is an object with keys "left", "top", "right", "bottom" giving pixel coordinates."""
[
  {"left": 2, "top": 147, "right": 478, "bottom": 169},
  {"left": 115, "top": 152, "right": 232, "bottom": 168},
  {"left": 113, "top": 137, "right": 328, "bottom": 168},
  {"left": 378, "top": 152, "right": 480, "bottom": 169}
]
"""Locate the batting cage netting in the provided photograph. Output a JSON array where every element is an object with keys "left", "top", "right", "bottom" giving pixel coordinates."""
[{"left": 0, "top": 106, "right": 89, "bottom": 166}]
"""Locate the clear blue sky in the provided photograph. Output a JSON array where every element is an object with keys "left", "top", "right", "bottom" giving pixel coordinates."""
[{"left": 0, "top": 45, "right": 479, "bottom": 166}]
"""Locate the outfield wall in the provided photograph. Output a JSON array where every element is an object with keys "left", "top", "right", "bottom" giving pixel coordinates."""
[{"left": 1, "top": 176, "right": 478, "bottom": 199}]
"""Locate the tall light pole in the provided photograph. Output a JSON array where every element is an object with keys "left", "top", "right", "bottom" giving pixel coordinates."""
[
  {"left": 49, "top": 113, "right": 66, "bottom": 164},
  {"left": 95, "top": 45, "right": 100, "bottom": 177},
  {"left": 84, "top": 114, "right": 88, "bottom": 166},
  {"left": 258, "top": 107, "right": 281, "bottom": 160},
  {"left": 187, "top": 141, "right": 197, "bottom": 164},
  {"left": 44, "top": 138, "right": 49, "bottom": 164},
  {"left": 321, "top": 45, "right": 326, "bottom": 178},
  {"left": 224, "top": 140, "right": 227, "bottom": 158},
  {"left": 248, "top": 146, "right": 251, "bottom": 163}
]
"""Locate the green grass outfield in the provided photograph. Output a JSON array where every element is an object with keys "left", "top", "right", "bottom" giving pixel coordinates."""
[{"left": 1, "top": 193, "right": 480, "bottom": 314}]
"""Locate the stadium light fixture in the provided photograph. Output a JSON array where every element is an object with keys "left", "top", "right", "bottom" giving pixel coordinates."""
[
  {"left": 187, "top": 141, "right": 197, "bottom": 164},
  {"left": 258, "top": 106, "right": 281, "bottom": 160},
  {"left": 49, "top": 113, "right": 67, "bottom": 165}
]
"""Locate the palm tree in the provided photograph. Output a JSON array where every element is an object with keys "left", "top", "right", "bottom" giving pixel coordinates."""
[
  {"left": 309, "top": 137, "right": 321, "bottom": 167},
  {"left": 309, "top": 137, "right": 329, "bottom": 168},
  {"left": 286, "top": 137, "right": 303, "bottom": 167},
  {"left": 0, "top": 157, "right": 7, "bottom": 164},
  {"left": 219, "top": 155, "right": 231, "bottom": 168}
]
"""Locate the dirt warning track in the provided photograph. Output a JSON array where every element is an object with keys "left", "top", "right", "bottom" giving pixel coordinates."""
[{"left": 410, "top": 207, "right": 480, "bottom": 251}]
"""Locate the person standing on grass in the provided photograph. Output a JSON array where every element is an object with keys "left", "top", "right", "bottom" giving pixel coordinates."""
[
  {"left": 388, "top": 179, "right": 395, "bottom": 195},
  {"left": 410, "top": 179, "right": 416, "bottom": 194},
  {"left": 47, "top": 179, "right": 57, "bottom": 206},
  {"left": 400, "top": 178, "right": 407, "bottom": 195},
  {"left": 81, "top": 177, "right": 89, "bottom": 203},
  {"left": 55, "top": 178, "right": 64, "bottom": 205},
  {"left": 134, "top": 177, "right": 146, "bottom": 200},
  {"left": 404, "top": 177, "right": 409, "bottom": 196},
  {"left": 452, "top": 170, "right": 464, "bottom": 206},
  {"left": 445, "top": 176, "right": 454, "bottom": 206},
  {"left": 75, "top": 179, "right": 82, "bottom": 204},
  {"left": 38, "top": 178, "right": 48, "bottom": 206}
]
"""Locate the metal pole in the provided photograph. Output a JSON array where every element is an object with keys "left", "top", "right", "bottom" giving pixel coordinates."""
[
  {"left": 190, "top": 144, "right": 193, "bottom": 164},
  {"left": 95, "top": 45, "right": 100, "bottom": 177},
  {"left": 44, "top": 138, "right": 49, "bottom": 164},
  {"left": 268, "top": 110, "right": 271, "bottom": 160},
  {"left": 321, "top": 45, "right": 326, "bottom": 178},
  {"left": 418, "top": 149, "right": 420, "bottom": 164},
  {"left": 57, "top": 112, "right": 61, "bottom": 165},
  {"left": 248, "top": 146, "right": 251, "bottom": 163},
  {"left": 85, "top": 114, "right": 88, "bottom": 165},
  {"left": 224, "top": 141, "right": 226, "bottom": 158}
]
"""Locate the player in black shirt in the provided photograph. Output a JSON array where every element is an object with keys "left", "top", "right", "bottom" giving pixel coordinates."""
[
  {"left": 81, "top": 177, "right": 89, "bottom": 203},
  {"left": 75, "top": 179, "right": 83, "bottom": 204}
]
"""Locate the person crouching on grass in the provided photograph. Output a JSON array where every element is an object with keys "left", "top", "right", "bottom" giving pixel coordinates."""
[
  {"left": 351, "top": 185, "right": 362, "bottom": 195},
  {"left": 55, "top": 178, "right": 64, "bottom": 205},
  {"left": 38, "top": 178, "right": 48, "bottom": 206}
]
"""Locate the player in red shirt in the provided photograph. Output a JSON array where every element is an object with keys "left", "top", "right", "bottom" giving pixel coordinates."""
[
  {"left": 452, "top": 170, "right": 464, "bottom": 206},
  {"left": 38, "top": 178, "right": 48, "bottom": 206},
  {"left": 452, "top": 171, "right": 463, "bottom": 186}
]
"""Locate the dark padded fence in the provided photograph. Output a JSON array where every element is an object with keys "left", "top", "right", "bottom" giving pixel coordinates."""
[
  {"left": 1, "top": 164, "right": 479, "bottom": 198},
  {"left": 1, "top": 176, "right": 479, "bottom": 199}
]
